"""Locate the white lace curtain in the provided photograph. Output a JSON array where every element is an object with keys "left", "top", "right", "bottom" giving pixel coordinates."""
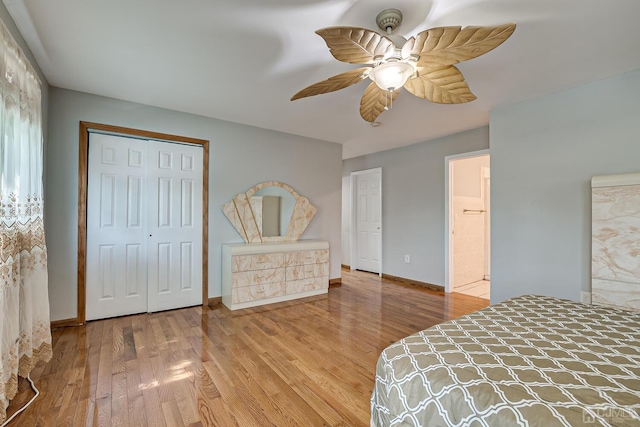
[{"left": 0, "top": 20, "right": 52, "bottom": 424}]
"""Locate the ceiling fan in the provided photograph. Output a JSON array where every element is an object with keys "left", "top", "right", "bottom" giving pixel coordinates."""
[{"left": 291, "top": 9, "right": 516, "bottom": 123}]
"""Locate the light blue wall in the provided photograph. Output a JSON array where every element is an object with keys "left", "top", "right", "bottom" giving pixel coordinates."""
[
  {"left": 342, "top": 127, "right": 489, "bottom": 285},
  {"left": 46, "top": 88, "right": 342, "bottom": 321},
  {"left": 490, "top": 69, "right": 640, "bottom": 304}
]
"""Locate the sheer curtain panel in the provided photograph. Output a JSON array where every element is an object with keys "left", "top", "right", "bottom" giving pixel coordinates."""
[{"left": 0, "top": 19, "right": 52, "bottom": 424}]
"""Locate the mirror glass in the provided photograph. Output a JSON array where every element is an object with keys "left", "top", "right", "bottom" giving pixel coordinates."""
[{"left": 250, "top": 186, "right": 296, "bottom": 237}]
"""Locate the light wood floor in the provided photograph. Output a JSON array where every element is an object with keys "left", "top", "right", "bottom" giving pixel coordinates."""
[{"left": 6, "top": 269, "right": 489, "bottom": 426}]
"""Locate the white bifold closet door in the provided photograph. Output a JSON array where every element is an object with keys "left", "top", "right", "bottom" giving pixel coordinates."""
[{"left": 86, "top": 133, "right": 203, "bottom": 321}]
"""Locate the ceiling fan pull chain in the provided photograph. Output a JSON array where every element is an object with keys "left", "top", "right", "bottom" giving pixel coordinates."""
[{"left": 385, "top": 89, "right": 394, "bottom": 110}]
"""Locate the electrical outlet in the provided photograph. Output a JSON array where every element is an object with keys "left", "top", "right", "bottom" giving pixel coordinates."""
[
  {"left": 404, "top": 255, "right": 410, "bottom": 263},
  {"left": 580, "top": 291, "right": 592, "bottom": 304}
]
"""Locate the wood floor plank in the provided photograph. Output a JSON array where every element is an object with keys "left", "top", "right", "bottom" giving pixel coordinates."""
[
  {"left": 161, "top": 399, "right": 184, "bottom": 427},
  {"left": 124, "top": 359, "right": 144, "bottom": 421},
  {"left": 258, "top": 351, "right": 346, "bottom": 426},
  {"left": 5, "top": 269, "right": 489, "bottom": 426},
  {"left": 96, "top": 396, "right": 112, "bottom": 427},
  {"left": 95, "top": 319, "right": 114, "bottom": 401},
  {"left": 111, "top": 372, "right": 129, "bottom": 427},
  {"left": 53, "top": 366, "right": 84, "bottom": 426},
  {"left": 111, "top": 318, "right": 126, "bottom": 375},
  {"left": 127, "top": 391, "right": 147, "bottom": 427},
  {"left": 166, "top": 353, "right": 200, "bottom": 426},
  {"left": 70, "top": 398, "right": 92, "bottom": 427},
  {"left": 201, "top": 360, "right": 253, "bottom": 426}
]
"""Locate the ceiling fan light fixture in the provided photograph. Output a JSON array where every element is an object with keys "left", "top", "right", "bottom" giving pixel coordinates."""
[
  {"left": 291, "top": 9, "right": 516, "bottom": 123},
  {"left": 369, "top": 61, "right": 414, "bottom": 92}
]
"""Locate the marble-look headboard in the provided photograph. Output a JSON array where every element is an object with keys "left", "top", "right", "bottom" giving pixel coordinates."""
[
  {"left": 222, "top": 181, "right": 317, "bottom": 243},
  {"left": 591, "top": 172, "right": 640, "bottom": 311}
]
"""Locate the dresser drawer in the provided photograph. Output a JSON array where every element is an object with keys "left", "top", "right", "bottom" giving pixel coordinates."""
[
  {"left": 285, "top": 250, "right": 329, "bottom": 266},
  {"left": 232, "top": 253, "right": 284, "bottom": 272},
  {"left": 285, "top": 263, "right": 329, "bottom": 281},
  {"left": 232, "top": 268, "right": 285, "bottom": 288},
  {"left": 233, "top": 282, "right": 285, "bottom": 303},
  {"left": 286, "top": 276, "right": 328, "bottom": 294}
]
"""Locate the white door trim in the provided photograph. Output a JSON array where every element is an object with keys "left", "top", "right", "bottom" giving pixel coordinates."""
[
  {"left": 482, "top": 166, "right": 491, "bottom": 280},
  {"left": 350, "top": 167, "right": 382, "bottom": 277},
  {"left": 444, "top": 149, "right": 490, "bottom": 293}
]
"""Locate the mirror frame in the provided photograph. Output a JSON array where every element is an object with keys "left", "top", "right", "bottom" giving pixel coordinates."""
[{"left": 222, "top": 181, "right": 317, "bottom": 243}]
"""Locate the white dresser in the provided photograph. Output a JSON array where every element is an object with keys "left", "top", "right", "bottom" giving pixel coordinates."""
[
  {"left": 591, "top": 173, "right": 640, "bottom": 311},
  {"left": 222, "top": 240, "right": 329, "bottom": 310}
]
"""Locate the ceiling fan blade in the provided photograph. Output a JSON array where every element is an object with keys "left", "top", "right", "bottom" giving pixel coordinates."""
[
  {"left": 411, "top": 24, "right": 516, "bottom": 66},
  {"left": 291, "top": 67, "right": 370, "bottom": 101},
  {"left": 404, "top": 65, "right": 477, "bottom": 104},
  {"left": 316, "top": 27, "right": 395, "bottom": 64},
  {"left": 401, "top": 37, "right": 415, "bottom": 60},
  {"left": 360, "top": 82, "right": 400, "bottom": 122}
]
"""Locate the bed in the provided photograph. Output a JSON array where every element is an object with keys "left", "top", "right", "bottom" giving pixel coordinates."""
[{"left": 371, "top": 295, "right": 640, "bottom": 426}]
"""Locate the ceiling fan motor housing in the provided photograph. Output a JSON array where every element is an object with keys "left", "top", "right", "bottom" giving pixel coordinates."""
[{"left": 376, "top": 9, "right": 403, "bottom": 33}]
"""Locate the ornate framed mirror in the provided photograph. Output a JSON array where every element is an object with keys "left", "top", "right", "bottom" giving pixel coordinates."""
[{"left": 222, "top": 181, "right": 317, "bottom": 243}]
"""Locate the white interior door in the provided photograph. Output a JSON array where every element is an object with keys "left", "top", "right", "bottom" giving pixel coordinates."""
[
  {"left": 354, "top": 169, "right": 381, "bottom": 274},
  {"left": 147, "top": 141, "right": 203, "bottom": 312},
  {"left": 86, "top": 134, "right": 203, "bottom": 320}
]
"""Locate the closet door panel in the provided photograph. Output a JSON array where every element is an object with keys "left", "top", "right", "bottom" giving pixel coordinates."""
[
  {"left": 147, "top": 141, "right": 203, "bottom": 312},
  {"left": 86, "top": 134, "right": 148, "bottom": 320}
]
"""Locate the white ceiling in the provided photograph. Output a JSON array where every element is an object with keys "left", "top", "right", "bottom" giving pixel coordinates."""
[{"left": 5, "top": 0, "right": 640, "bottom": 158}]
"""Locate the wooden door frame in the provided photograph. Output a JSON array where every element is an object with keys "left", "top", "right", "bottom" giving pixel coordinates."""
[
  {"left": 77, "top": 121, "right": 210, "bottom": 324},
  {"left": 350, "top": 167, "right": 382, "bottom": 276}
]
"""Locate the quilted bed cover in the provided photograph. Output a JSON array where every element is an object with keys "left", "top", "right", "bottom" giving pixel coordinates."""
[{"left": 371, "top": 295, "right": 640, "bottom": 426}]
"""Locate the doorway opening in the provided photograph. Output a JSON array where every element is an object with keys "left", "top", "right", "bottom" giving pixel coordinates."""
[{"left": 445, "top": 151, "right": 490, "bottom": 299}]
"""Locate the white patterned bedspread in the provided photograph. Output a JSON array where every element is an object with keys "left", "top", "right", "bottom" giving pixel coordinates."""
[{"left": 371, "top": 295, "right": 640, "bottom": 427}]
